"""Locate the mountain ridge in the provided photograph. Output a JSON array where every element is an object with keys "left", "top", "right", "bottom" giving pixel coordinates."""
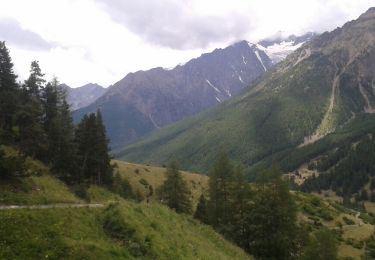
[
  {"left": 118, "top": 7, "right": 375, "bottom": 176},
  {"left": 62, "top": 83, "right": 106, "bottom": 111}
]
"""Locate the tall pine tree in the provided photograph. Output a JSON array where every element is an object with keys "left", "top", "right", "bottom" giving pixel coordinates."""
[
  {"left": 0, "top": 41, "right": 19, "bottom": 140},
  {"left": 207, "top": 152, "right": 237, "bottom": 230},
  {"left": 158, "top": 160, "right": 192, "bottom": 214},
  {"left": 17, "top": 61, "right": 47, "bottom": 157},
  {"left": 244, "top": 166, "right": 299, "bottom": 259},
  {"left": 75, "top": 110, "right": 113, "bottom": 185}
]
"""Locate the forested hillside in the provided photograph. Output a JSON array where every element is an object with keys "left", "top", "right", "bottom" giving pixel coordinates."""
[{"left": 118, "top": 8, "right": 375, "bottom": 179}]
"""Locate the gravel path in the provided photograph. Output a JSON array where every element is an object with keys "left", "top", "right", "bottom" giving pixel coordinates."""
[{"left": 0, "top": 203, "right": 104, "bottom": 210}]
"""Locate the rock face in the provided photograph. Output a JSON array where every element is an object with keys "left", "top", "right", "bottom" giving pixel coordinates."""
[
  {"left": 62, "top": 83, "right": 106, "bottom": 111},
  {"left": 74, "top": 40, "right": 275, "bottom": 148},
  {"left": 118, "top": 8, "right": 375, "bottom": 174}
]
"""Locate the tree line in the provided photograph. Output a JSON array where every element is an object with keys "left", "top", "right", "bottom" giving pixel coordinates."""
[
  {"left": 0, "top": 41, "right": 113, "bottom": 186},
  {"left": 158, "top": 153, "right": 338, "bottom": 260},
  {"left": 301, "top": 129, "right": 375, "bottom": 203}
]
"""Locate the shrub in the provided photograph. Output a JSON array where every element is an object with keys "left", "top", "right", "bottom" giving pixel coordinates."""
[
  {"left": 139, "top": 178, "right": 149, "bottom": 187},
  {"left": 343, "top": 216, "right": 355, "bottom": 225},
  {"left": 102, "top": 204, "right": 153, "bottom": 257}
]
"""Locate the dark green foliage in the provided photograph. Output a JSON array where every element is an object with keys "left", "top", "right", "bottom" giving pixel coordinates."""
[
  {"left": 75, "top": 110, "right": 113, "bottom": 185},
  {"left": 102, "top": 204, "right": 153, "bottom": 257},
  {"left": 360, "top": 189, "right": 369, "bottom": 201},
  {"left": 0, "top": 41, "right": 18, "bottom": 139},
  {"left": 0, "top": 148, "right": 25, "bottom": 179},
  {"left": 301, "top": 129, "right": 375, "bottom": 197},
  {"left": 244, "top": 166, "right": 300, "bottom": 259},
  {"left": 0, "top": 42, "right": 113, "bottom": 188},
  {"left": 207, "top": 152, "right": 237, "bottom": 228},
  {"left": 194, "top": 194, "right": 208, "bottom": 224},
  {"left": 17, "top": 61, "right": 47, "bottom": 158},
  {"left": 343, "top": 216, "right": 355, "bottom": 225},
  {"left": 302, "top": 229, "right": 338, "bottom": 260},
  {"left": 112, "top": 173, "right": 135, "bottom": 199},
  {"left": 205, "top": 155, "right": 303, "bottom": 258},
  {"left": 71, "top": 183, "right": 89, "bottom": 201},
  {"left": 43, "top": 78, "right": 78, "bottom": 180},
  {"left": 158, "top": 160, "right": 192, "bottom": 214}
]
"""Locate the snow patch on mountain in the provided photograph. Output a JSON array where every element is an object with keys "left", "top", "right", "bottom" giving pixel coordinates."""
[
  {"left": 206, "top": 79, "right": 221, "bottom": 93},
  {"left": 254, "top": 50, "right": 267, "bottom": 71},
  {"left": 242, "top": 55, "right": 247, "bottom": 65}
]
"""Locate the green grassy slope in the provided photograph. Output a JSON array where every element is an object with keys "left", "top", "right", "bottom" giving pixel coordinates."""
[
  {"left": 117, "top": 9, "right": 375, "bottom": 177},
  {"left": 0, "top": 201, "right": 250, "bottom": 259},
  {"left": 0, "top": 159, "right": 250, "bottom": 259},
  {"left": 113, "top": 160, "right": 208, "bottom": 206}
]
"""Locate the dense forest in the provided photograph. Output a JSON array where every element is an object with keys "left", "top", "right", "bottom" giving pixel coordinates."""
[
  {"left": 301, "top": 129, "right": 375, "bottom": 203},
  {"left": 0, "top": 41, "right": 113, "bottom": 187}
]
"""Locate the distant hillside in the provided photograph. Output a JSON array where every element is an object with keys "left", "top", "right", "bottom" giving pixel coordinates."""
[
  {"left": 118, "top": 8, "right": 375, "bottom": 177},
  {"left": 113, "top": 160, "right": 208, "bottom": 206},
  {"left": 73, "top": 40, "right": 275, "bottom": 148},
  {"left": 62, "top": 83, "right": 106, "bottom": 111}
]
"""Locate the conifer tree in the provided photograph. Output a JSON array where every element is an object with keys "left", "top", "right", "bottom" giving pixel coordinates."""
[
  {"left": 194, "top": 194, "right": 208, "bottom": 224},
  {"left": 229, "top": 165, "right": 253, "bottom": 247},
  {"left": 245, "top": 166, "right": 299, "bottom": 259},
  {"left": 75, "top": 111, "right": 113, "bottom": 185},
  {"left": 0, "top": 41, "right": 19, "bottom": 139},
  {"left": 17, "top": 61, "right": 46, "bottom": 157},
  {"left": 302, "top": 229, "right": 338, "bottom": 260},
  {"left": 207, "top": 152, "right": 236, "bottom": 229},
  {"left": 158, "top": 160, "right": 192, "bottom": 214},
  {"left": 95, "top": 110, "right": 113, "bottom": 185}
]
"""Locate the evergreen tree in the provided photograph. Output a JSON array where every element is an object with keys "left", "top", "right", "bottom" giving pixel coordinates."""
[
  {"left": 0, "top": 41, "right": 19, "bottom": 139},
  {"left": 0, "top": 148, "right": 25, "bottom": 179},
  {"left": 302, "top": 229, "right": 338, "bottom": 260},
  {"left": 41, "top": 78, "right": 77, "bottom": 180},
  {"left": 194, "top": 194, "right": 208, "bottom": 224},
  {"left": 158, "top": 160, "right": 192, "bottom": 214},
  {"left": 75, "top": 111, "right": 113, "bottom": 185},
  {"left": 229, "top": 165, "right": 253, "bottom": 248},
  {"left": 245, "top": 166, "right": 299, "bottom": 259},
  {"left": 17, "top": 61, "right": 47, "bottom": 158},
  {"left": 24, "top": 61, "right": 45, "bottom": 98},
  {"left": 207, "top": 152, "right": 236, "bottom": 229},
  {"left": 94, "top": 110, "right": 113, "bottom": 185}
]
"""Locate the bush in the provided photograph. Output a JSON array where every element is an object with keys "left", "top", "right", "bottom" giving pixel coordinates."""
[
  {"left": 112, "top": 173, "right": 135, "bottom": 200},
  {"left": 71, "top": 184, "right": 89, "bottom": 201},
  {"left": 0, "top": 149, "right": 26, "bottom": 179},
  {"left": 343, "top": 216, "right": 355, "bottom": 225},
  {"left": 139, "top": 178, "right": 149, "bottom": 187},
  {"left": 102, "top": 204, "right": 153, "bottom": 257}
]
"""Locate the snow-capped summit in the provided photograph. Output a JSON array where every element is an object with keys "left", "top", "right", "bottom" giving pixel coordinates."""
[{"left": 256, "top": 32, "right": 317, "bottom": 64}]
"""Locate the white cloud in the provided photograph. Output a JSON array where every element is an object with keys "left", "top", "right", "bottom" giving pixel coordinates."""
[{"left": 0, "top": 0, "right": 373, "bottom": 87}]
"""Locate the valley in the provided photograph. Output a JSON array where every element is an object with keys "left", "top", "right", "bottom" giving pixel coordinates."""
[{"left": 1, "top": 3, "right": 375, "bottom": 260}]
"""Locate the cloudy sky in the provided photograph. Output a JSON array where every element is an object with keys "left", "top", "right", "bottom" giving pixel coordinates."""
[{"left": 0, "top": 0, "right": 374, "bottom": 88}]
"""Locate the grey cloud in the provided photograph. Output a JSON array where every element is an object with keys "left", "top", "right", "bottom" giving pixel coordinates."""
[
  {"left": 95, "top": 0, "right": 251, "bottom": 50},
  {"left": 0, "top": 18, "right": 53, "bottom": 51}
]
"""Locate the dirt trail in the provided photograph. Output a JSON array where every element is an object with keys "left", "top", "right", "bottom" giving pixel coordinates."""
[{"left": 0, "top": 203, "right": 104, "bottom": 210}]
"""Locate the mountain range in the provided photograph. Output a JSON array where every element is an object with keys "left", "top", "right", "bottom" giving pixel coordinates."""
[
  {"left": 62, "top": 83, "right": 106, "bottom": 111},
  {"left": 118, "top": 8, "right": 375, "bottom": 177},
  {"left": 74, "top": 34, "right": 314, "bottom": 148}
]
